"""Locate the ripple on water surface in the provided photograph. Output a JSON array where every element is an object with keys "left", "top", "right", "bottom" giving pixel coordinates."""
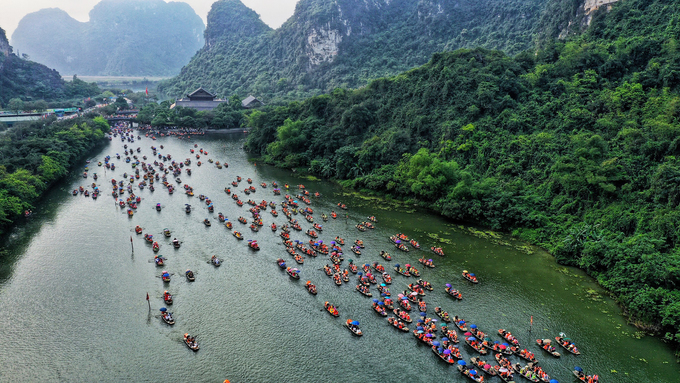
[{"left": 0, "top": 133, "right": 677, "bottom": 382}]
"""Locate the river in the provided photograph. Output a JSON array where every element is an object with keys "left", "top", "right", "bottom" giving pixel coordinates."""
[{"left": 0, "top": 133, "right": 677, "bottom": 382}]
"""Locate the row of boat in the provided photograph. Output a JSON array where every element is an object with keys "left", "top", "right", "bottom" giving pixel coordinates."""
[{"left": 102, "top": 126, "right": 597, "bottom": 380}]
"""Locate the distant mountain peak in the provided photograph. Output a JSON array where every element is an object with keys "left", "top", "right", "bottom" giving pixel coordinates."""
[
  {"left": 0, "top": 27, "right": 11, "bottom": 56},
  {"left": 205, "top": 0, "right": 271, "bottom": 48},
  {"left": 11, "top": 0, "right": 205, "bottom": 76},
  {"left": 161, "top": 0, "right": 551, "bottom": 101}
]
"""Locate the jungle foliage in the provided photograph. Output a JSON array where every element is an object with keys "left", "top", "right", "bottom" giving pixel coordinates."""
[
  {"left": 136, "top": 96, "right": 246, "bottom": 129},
  {"left": 159, "top": 0, "right": 549, "bottom": 103},
  {"left": 0, "top": 115, "right": 109, "bottom": 234},
  {"left": 245, "top": 0, "right": 680, "bottom": 341}
]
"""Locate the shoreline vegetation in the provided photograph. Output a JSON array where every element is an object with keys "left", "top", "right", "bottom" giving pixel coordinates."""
[
  {"left": 243, "top": 0, "right": 680, "bottom": 352},
  {"left": 0, "top": 114, "right": 110, "bottom": 236}
]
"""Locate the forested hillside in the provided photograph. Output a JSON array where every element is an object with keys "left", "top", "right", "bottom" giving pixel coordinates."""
[
  {"left": 159, "top": 0, "right": 549, "bottom": 102},
  {"left": 246, "top": 0, "right": 680, "bottom": 342},
  {"left": 0, "top": 114, "right": 109, "bottom": 234},
  {"left": 11, "top": 0, "right": 204, "bottom": 76},
  {"left": 0, "top": 27, "right": 65, "bottom": 105}
]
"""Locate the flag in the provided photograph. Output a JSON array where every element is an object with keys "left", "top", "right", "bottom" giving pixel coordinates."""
[
  {"left": 130, "top": 236, "right": 133, "bottom": 243},
  {"left": 530, "top": 316, "right": 533, "bottom": 325},
  {"left": 145, "top": 87, "right": 149, "bottom": 96},
  {"left": 146, "top": 293, "right": 149, "bottom": 301}
]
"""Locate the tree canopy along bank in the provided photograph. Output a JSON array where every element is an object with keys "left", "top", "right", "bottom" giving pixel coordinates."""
[
  {"left": 0, "top": 115, "right": 109, "bottom": 234},
  {"left": 245, "top": 0, "right": 680, "bottom": 346}
]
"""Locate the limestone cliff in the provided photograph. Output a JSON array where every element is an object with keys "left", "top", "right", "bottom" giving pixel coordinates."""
[
  {"left": 11, "top": 0, "right": 205, "bottom": 76},
  {"left": 0, "top": 25, "right": 66, "bottom": 104},
  {"left": 161, "top": 0, "right": 551, "bottom": 101},
  {"left": 0, "top": 27, "right": 11, "bottom": 57}
]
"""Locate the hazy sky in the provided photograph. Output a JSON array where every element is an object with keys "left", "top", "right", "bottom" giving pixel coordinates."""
[{"left": 1, "top": 0, "right": 299, "bottom": 39}]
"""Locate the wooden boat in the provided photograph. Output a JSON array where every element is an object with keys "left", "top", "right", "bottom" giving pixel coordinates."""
[
  {"left": 160, "top": 309, "right": 174, "bottom": 325},
  {"left": 446, "top": 285, "right": 463, "bottom": 300},
  {"left": 163, "top": 228, "right": 171, "bottom": 237},
  {"left": 394, "top": 265, "right": 411, "bottom": 277},
  {"left": 516, "top": 349, "right": 538, "bottom": 364},
  {"left": 419, "top": 258, "right": 435, "bottom": 268},
  {"left": 161, "top": 271, "right": 171, "bottom": 282},
  {"left": 381, "top": 273, "right": 392, "bottom": 284},
  {"left": 154, "top": 255, "right": 164, "bottom": 266},
  {"left": 185, "top": 270, "right": 195, "bottom": 282},
  {"left": 351, "top": 246, "right": 361, "bottom": 256},
  {"left": 354, "top": 239, "right": 364, "bottom": 248},
  {"left": 465, "top": 337, "right": 488, "bottom": 355},
  {"left": 163, "top": 291, "right": 173, "bottom": 304},
  {"left": 233, "top": 231, "right": 243, "bottom": 240},
  {"left": 512, "top": 364, "right": 541, "bottom": 383},
  {"left": 470, "top": 357, "right": 497, "bottom": 376},
  {"left": 356, "top": 285, "right": 372, "bottom": 297},
  {"left": 431, "top": 246, "right": 445, "bottom": 256},
  {"left": 432, "top": 346, "right": 456, "bottom": 364},
  {"left": 377, "top": 283, "right": 390, "bottom": 296},
  {"left": 398, "top": 298, "right": 412, "bottom": 311},
  {"left": 555, "top": 333, "right": 580, "bottom": 355},
  {"left": 494, "top": 366, "right": 516, "bottom": 383},
  {"left": 172, "top": 240, "right": 181, "bottom": 249},
  {"left": 210, "top": 255, "right": 221, "bottom": 267},
  {"left": 463, "top": 270, "right": 479, "bottom": 283},
  {"left": 434, "top": 307, "right": 451, "bottom": 322},
  {"left": 572, "top": 368, "right": 597, "bottom": 383},
  {"left": 498, "top": 329, "right": 521, "bottom": 348},
  {"left": 379, "top": 251, "right": 392, "bottom": 261},
  {"left": 203, "top": 219, "right": 211, "bottom": 226},
  {"left": 536, "top": 339, "right": 560, "bottom": 357},
  {"left": 395, "top": 243, "right": 409, "bottom": 252},
  {"left": 387, "top": 316, "right": 409, "bottom": 332},
  {"left": 441, "top": 325, "right": 459, "bottom": 343},
  {"left": 457, "top": 365, "right": 483, "bottom": 382},
  {"left": 482, "top": 340, "right": 514, "bottom": 355},
  {"left": 305, "top": 281, "right": 317, "bottom": 295},
  {"left": 345, "top": 319, "right": 362, "bottom": 336},
  {"left": 324, "top": 302, "right": 339, "bottom": 317},
  {"left": 183, "top": 333, "right": 199, "bottom": 351},
  {"left": 248, "top": 240, "right": 260, "bottom": 250},
  {"left": 286, "top": 267, "right": 300, "bottom": 279},
  {"left": 393, "top": 308, "right": 412, "bottom": 323}
]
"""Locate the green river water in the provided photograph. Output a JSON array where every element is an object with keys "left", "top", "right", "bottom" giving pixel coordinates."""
[{"left": 0, "top": 133, "right": 677, "bottom": 382}]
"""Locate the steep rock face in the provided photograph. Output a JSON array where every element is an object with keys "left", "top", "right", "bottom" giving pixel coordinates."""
[
  {"left": 10, "top": 9, "right": 86, "bottom": 75},
  {"left": 160, "top": 0, "right": 550, "bottom": 101},
  {"left": 204, "top": 0, "right": 271, "bottom": 48},
  {"left": 306, "top": 23, "right": 343, "bottom": 66},
  {"left": 11, "top": 0, "right": 205, "bottom": 76},
  {"left": 536, "top": 0, "right": 622, "bottom": 42},
  {"left": 0, "top": 26, "right": 65, "bottom": 104},
  {"left": 0, "top": 27, "right": 11, "bottom": 57}
]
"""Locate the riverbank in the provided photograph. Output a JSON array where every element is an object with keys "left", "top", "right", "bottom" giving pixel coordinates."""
[
  {"left": 0, "top": 132, "right": 677, "bottom": 382},
  {"left": 252, "top": 157, "right": 680, "bottom": 356},
  {"left": 0, "top": 115, "right": 109, "bottom": 237}
]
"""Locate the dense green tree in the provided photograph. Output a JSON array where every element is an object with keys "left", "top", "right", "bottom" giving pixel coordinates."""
[
  {"left": 244, "top": 0, "right": 680, "bottom": 343},
  {"left": 8, "top": 98, "right": 24, "bottom": 114}
]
